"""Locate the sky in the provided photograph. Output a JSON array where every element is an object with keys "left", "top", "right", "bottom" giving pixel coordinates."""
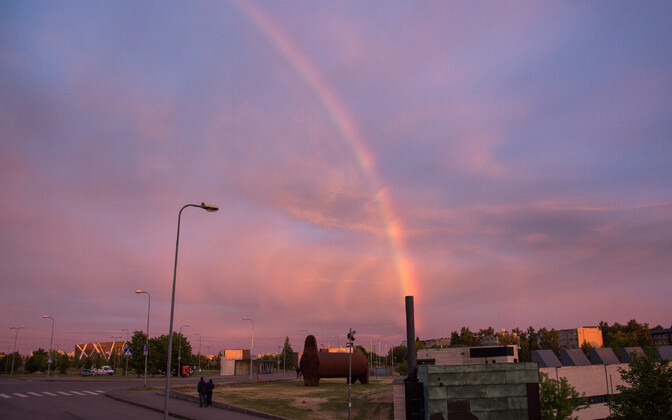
[{"left": 1, "top": 1, "right": 671, "bottom": 357}]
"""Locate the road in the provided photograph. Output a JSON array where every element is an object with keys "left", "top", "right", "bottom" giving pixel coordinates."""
[{"left": 0, "top": 376, "right": 163, "bottom": 420}]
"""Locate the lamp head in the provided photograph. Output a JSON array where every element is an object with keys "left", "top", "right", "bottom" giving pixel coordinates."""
[
  {"left": 135, "top": 290, "right": 143, "bottom": 294},
  {"left": 200, "top": 202, "right": 219, "bottom": 212}
]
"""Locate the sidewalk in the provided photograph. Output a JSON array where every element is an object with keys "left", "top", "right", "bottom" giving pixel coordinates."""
[{"left": 107, "top": 375, "right": 295, "bottom": 420}]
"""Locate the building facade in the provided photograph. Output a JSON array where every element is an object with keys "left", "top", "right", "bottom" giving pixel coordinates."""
[{"left": 558, "top": 327, "right": 603, "bottom": 349}]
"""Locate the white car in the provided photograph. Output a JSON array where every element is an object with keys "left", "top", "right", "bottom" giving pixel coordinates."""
[{"left": 94, "top": 366, "right": 114, "bottom": 376}]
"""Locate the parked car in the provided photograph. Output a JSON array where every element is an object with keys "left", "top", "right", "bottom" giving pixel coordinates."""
[
  {"left": 93, "top": 366, "right": 114, "bottom": 376},
  {"left": 79, "top": 368, "right": 95, "bottom": 376}
]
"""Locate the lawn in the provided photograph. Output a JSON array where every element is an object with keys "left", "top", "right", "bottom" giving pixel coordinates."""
[{"left": 181, "top": 378, "right": 394, "bottom": 419}]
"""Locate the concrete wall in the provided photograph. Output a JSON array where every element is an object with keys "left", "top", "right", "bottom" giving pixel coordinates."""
[
  {"left": 540, "top": 363, "right": 630, "bottom": 420},
  {"left": 420, "top": 363, "right": 539, "bottom": 420}
]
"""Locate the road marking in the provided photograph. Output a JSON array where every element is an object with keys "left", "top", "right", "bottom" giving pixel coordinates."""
[{"left": 0, "top": 390, "right": 105, "bottom": 399}]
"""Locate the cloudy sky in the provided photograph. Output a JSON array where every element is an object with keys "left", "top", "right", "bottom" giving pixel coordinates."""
[{"left": 2, "top": 1, "right": 671, "bottom": 356}]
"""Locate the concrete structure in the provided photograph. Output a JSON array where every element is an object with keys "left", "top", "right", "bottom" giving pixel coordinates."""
[
  {"left": 560, "top": 349, "right": 591, "bottom": 366},
  {"left": 419, "top": 363, "right": 540, "bottom": 419},
  {"left": 657, "top": 345, "right": 672, "bottom": 362},
  {"left": 590, "top": 347, "right": 620, "bottom": 365},
  {"left": 540, "top": 363, "right": 629, "bottom": 420},
  {"left": 619, "top": 346, "right": 644, "bottom": 363},
  {"left": 219, "top": 349, "right": 250, "bottom": 376},
  {"left": 417, "top": 346, "right": 519, "bottom": 366},
  {"left": 558, "top": 327, "right": 603, "bottom": 349},
  {"left": 531, "top": 350, "right": 561, "bottom": 368}
]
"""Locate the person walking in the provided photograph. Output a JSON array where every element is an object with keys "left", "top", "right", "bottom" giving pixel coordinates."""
[
  {"left": 197, "top": 376, "right": 206, "bottom": 407},
  {"left": 206, "top": 379, "right": 214, "bottom": 406}
]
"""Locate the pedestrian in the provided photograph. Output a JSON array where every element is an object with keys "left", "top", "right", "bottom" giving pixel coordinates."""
[
  {"left": 206, "top": 379, "right": 214, "bottom": 406},
  {"left": 197, "top": 376, "right": 206, "bottom": 407}
]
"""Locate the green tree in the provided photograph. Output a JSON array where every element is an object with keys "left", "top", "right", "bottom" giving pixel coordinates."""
[
  {"left": 25, "top": 348, "right": 48, "bottom": 373},
  {"left": 388, "top": 345, "right": 407, "bottom": 365},
  {"left": 281, "top": 336, "right": 295, "bottom": 370},
  {"left": 539, "top": 372, "right": 588, "bottom": 420},
  {"left": 478, "top": 326, "right": 495, "bottom": 337},
  {"left": 580, "top": 341, "right": 594, "bottom": 361},
  {"left": 498, "top": 331, "right": 520, "bottom": 346},
  {"left": 600, "top": 319, "right": 652, "bottom": 354},
  {"left": 395, "top": 360, "right": 408, "bottom": 376},
  {"left": 450, "top": 331, "right": 461, "bottom": 346},
  {"left": 607, "top": 350, "right": 672, "bottom": 419},
  {"left": 415, "top": 337, "right": 425, "bottom": 349},
  {"left": 129, "top": 330, "right": 148, "bottom": 375},
  {"left": 539, "top": 328, "right": 560, "bottom": 357},
  {"left": 459, "top": 327, "right": 479, "bottom": 346},
  {"left": 57, "top": 352, "right": 71, "bottom": 374}
]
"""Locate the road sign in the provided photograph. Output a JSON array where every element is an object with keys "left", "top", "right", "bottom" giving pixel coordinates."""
[
  {"left": 143, "top": 344, "right": 149, "bottom": 355},
  {"left": 47, "top": 358, "right": 53, "bottom": 364},
  {"left": 123, "top": 347, "right": 133, "bottom": 357}
]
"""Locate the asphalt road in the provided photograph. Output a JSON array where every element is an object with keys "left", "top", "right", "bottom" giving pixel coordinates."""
[{"left": 0, "top": 376, "right": 163, "bottom": 420}]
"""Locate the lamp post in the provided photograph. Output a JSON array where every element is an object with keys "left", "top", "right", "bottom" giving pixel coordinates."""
[
  {"left": 10, "top": 326, "right": 26, "bottom": 376},
  {"left": 163, "top": 202, "right": 218, "bottom": 419},
  {"left": 332, "top": 335, "right": 340, "bottom": 349},
  {"left": 122, "top": 329, "right": 130, "bottom": 376},
  {"left": 194, "top": 333, "right": 202, "bottom": 373},
  {"left": 243, "top": 317, "right": 254, "bottom": 379},
  {"left": 136, "top": 289, "right": 151, "bottom": 387},
  {"left": 42, "top": 316, "right": 54, "bottom": 377},
  {"left": 178, "top": 324, "right": 189, "bottom": 378}
]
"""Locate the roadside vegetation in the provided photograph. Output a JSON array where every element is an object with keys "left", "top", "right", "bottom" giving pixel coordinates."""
[{"left": 179, "top": 378, "right": 394, "bottom": 420}]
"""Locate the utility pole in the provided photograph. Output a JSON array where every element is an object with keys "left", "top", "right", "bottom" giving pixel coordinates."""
[{"left": 347, "top": 328, "right": 356, "bottom": 420}]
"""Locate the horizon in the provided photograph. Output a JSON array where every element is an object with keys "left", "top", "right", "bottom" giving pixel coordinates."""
[{"left": 2, "top": 1, "right": 671, "bottom": 356}]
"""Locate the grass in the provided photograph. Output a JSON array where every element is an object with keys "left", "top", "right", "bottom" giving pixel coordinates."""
[{"left": 181, "top": 378, "right": 394, "bottom": 419}]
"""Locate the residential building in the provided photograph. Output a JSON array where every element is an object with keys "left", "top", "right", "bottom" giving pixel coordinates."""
[{"left": 557, "top": 327, "right": 603, "bottom": 349}]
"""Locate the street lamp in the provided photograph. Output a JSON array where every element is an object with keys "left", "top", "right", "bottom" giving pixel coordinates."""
[
  {"left": 332, "top": 335, "right": 340, "bottom": 349},
  {"left": 177, "top": 324, "right": 189, "bottom": 378},
  {"left": 164, "top": 202, "right": 218, "bottom": 419},
  {"left": 43, "top": 316, "right": 54, "bottom": 377},
  {"left": 9, "top": 326, "right": 26, "bottom": 376},
  {"left": 243, "top": 317, "right": 254, "bottom": 379},
  {"left": 194, "top": 333, "right": 202, "bottom": 372},
  {"left": 122, "top": 329, "right": 130, "bottom": 376},
  {"left": 136, "top": 289, "right": 151, "bottom": 387}
]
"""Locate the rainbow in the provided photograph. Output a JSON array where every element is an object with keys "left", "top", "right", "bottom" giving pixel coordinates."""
[{"left": 234, "top": 1, "right": 419, "bottom": 300}]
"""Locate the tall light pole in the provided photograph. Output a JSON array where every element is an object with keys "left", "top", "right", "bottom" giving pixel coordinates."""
[
  {"left": 164, "top": 202, "right": 218, "bottom": 420},
  {"left": 178, "top": 324, "right": 189, "bottom": 378},
  {"left": 10, "top": 326, "right": 26, "bottom": 376},
  {"left": 122, "top": 329, "right": 130, "bottom": 376},
  {"left": 136, "top": 289, "right": 151, "bottom": 387},
  {"left": 332, "top": 335, "right": 340, "bottom": 349},
  {"left": 42, "top": 316, "right": 54, "bottom": 377},
  {"left": 243, "top": 317, "right": 254, "bottom": 379}
]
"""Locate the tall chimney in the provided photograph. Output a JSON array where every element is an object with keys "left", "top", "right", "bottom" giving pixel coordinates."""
[{"left": 405, "top": 295, "right": 417, "bottom": 381}]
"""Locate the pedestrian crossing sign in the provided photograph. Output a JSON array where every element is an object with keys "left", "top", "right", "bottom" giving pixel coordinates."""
[{"left": 123, "top": 347, "right": 133, "bottom": 357}]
